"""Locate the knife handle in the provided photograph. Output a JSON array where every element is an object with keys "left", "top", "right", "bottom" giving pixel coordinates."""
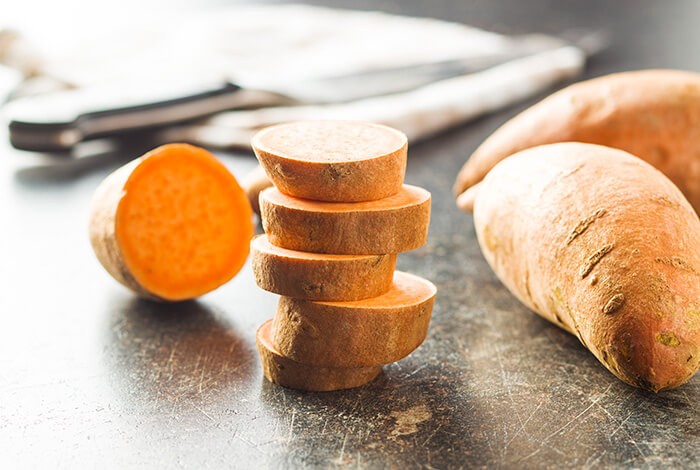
[{"left": 8, "top": 81, "right": 253, "bottom": 152}]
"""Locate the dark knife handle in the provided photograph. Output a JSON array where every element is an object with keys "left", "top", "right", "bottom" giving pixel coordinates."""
[{"left": 9, "top": 81, "right": 243, "bottom": 152}]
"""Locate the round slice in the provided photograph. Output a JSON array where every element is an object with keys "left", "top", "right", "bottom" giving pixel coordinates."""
[
  {"left": 251, "top": 235, "right": 397, "bottom": 301},
  {"left": 273, "top": 271, "right": 436, "bottom": 368},
  {"left": 252, "top": 120, "right": 407, "bottom": 202},
  {"left": 260, "top": 184, "right": 431, "bottom": 254},
  {"left": 256, "top": 320, "right": 382, "bottom": 392},
  {"left": 89, "top": 143, "right": 253, "bottom": 301}
]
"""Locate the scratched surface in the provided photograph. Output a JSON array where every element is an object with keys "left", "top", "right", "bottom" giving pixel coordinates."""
[{"left": 1, "top": 0, "right": 699, "bottom": 468}]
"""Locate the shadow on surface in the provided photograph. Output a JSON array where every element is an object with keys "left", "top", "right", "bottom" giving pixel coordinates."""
[{"left": 105, "top": 297, "right": 256, "bottom": 406}]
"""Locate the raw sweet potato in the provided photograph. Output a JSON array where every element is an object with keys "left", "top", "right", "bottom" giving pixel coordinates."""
[
  {"left": 252, "top": 120, "right": 407, "bottom": 202},
  {"left": 471, "top": 143, "right": 700, "bottom": 392},
  {"left": 241, "top": 164, "right": 272, "bottom": 215},
  {"left": 454, "top": 70, "right": 700, "bottom": 213},
  {"left": 272, "top": 271, "right": 436, "bottom": 368},
  {"left": 251, "top": 234, "right": 397, "bottom": 301},
  {"left": 259, "top": 184, "right": 430, "bottom": 255},
  {"left": 256, "top": 320, "right": 382, "bottom": 391},
  {"left": 89, "top": 143, "right": 253, "bottom": 301}
]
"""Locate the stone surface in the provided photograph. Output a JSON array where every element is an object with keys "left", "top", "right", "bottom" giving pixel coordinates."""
[{"left": 1, "top": 0, "right": 698, "bottom": 468}]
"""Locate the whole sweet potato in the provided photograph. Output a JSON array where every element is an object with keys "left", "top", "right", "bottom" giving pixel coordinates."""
[
  {"left": 471, "top": 142, "right": 700, "bottom": 391},
  {"left": 454, "top": 70, "right": 700, "bottom": 213}
]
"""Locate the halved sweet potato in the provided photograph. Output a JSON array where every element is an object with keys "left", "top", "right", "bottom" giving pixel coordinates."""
[{"left": 89, "top": 143, "right": 253, "bottom": 301}]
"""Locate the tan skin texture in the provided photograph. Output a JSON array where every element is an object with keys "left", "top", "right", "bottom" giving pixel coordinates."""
[
  {"left": 89, "top": 143, "right": 253, "bottom": 301},
  {"left": 251, "top": 234, "right": 397, "bottom": 301},
  {"left": 260, "top": 184, "right": 431, "bottom": 255},
  {"left": 253, "top": 120, "right": 407, "bottom": 202},
  {"left": 454, "top": 70, "right": 700, "bottom": 214},
  {"left": 256, "top": 320, "right": 382, "bottom": 392},
  {"left": 241, "top": 165, "right": 271, "bottom": 215},
  {"left": 472, "top": 143, "right": 700, "bottom": 392},
  {"left": 272, "top": 271, "right": 436, "bottom": 368}
]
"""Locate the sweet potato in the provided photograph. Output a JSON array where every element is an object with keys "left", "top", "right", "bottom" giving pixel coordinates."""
[
  {"left": 252, "top": 120, "right": 407, "bottom": 202},
  {"left": 471, "top": 143, "right": 700, "bottom": 392},
  {"left": 272, "top": 271, "right": 436, "bottom": 368},
  {"left": 259, "top": 184, "right": 431, "bottom": 255},
  {"left": 256, "top": 320, "right": 382, "bottom": 392},
  {"left": 251, "top": 234, "right": 397, "bottom": 301},
  {"left": 89, "top": 143, "right": 253, "bottom": 301},
  {"left": 454, "top": 70, "right": 700, "bottom": 213},
  {"left": 241, "top": 165, "right": 272, "bottom": 215}
]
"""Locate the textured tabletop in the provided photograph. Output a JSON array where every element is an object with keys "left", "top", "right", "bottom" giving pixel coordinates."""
[{"left": 2, "top": 0, "right": 698, "bottom": 468}]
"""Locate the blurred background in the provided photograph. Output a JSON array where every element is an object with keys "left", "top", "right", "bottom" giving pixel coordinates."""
[
  {"left": 4, "top": 0, "right": 700, "bottom": 67},
  {"left": 3, "top": 0, "right": 700, "bottom": 158},
  {"left": 4, "top": 0, "right": 700, "bottom": 64}
]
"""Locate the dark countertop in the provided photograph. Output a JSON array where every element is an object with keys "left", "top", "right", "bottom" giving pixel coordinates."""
[{"left": 2, "top": 1, "right": 698, "bottom": 468}]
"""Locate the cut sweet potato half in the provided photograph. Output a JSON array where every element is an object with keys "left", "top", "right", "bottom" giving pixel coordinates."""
[
  {"left": 260, "top": 184, "right": 430, "bottom": 255},
  {"left": 252, "top": 120, "right": 407, "bottom": 202},
  {"left": 89, "top": 143, "right": 253, "bottom": 301},
  {"left": 273, "top": 271, "right": 436, "bottom": 368},
  {"left": 256, "top": 320, "right": 382, "bottom": 392},
  {"left": 251, "top": 235, "right": 396, "bottom": 301}
]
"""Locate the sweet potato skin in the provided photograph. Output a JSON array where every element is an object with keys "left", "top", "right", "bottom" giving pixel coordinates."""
[
  {"left": 256, "top": 320, "right": 382, "bottom": 392},
  {"left": 472, "top": 143, "right": 700, "bottom": 391},
  {"left": 251, "top": 235, "right": 397, "bottom": 301},
  {"left": 241, "top": 165, "right": 272, "bottom": 215},
  {"left": 253, "top": 121, "right": 407, "bottom": 202},
  {"left": 272, "top": 272, "right": 436, "bottom": 368},
  {"left": 260, "top": 185, "right": 431, "bottom": 255},
  {"left": 88, "top": 158, "right": 159, "bottom": 300},
  {"left": 454, "top": 70, "right": 700, "bottom": 213}
]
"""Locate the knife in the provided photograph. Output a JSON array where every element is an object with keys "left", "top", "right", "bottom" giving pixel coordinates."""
[{"left": 5, "top": 34, "right": 589, "bottom": 152}]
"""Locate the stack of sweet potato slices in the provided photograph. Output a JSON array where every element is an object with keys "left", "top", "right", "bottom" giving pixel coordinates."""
[{"left": 251, "top": 121, "right": 437, "bottom": 391}]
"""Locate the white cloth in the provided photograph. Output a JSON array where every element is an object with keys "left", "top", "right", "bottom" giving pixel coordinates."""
[
  {"left": 1, "top": 4, "right": 589, "bottom": 148},
  {"left": 162, "top": 45, "right": 584, "bottom": 148}
]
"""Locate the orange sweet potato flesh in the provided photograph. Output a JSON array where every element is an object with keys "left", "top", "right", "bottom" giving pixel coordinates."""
[
  {"left": 454, "top": 70, "right": 700, "bottom": 213},
  {"left": 253, "top": 120, "right": 407, "bottom": 202},
  {"left": 256, "top": 320, "right": 382, "bottom": 392},
  {"left": 472, "top": 143, "right": 700, "bottom": 392},
  {"left": 260, "top": 184, "right": 431, "bottom": 255},
  {"left": 251, "top": 235, "right": 397, "bottom": 301},
  {"left": 89, "top": 143, "right": 253, "bottom": 301},
  {"left": 273, "top": 271, "right": 436, "bottom": 368}
]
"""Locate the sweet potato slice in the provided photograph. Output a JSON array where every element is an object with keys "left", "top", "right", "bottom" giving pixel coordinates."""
[
  {"left": 272, "top": 271, "right": 436, "bottom": 368},
  {"left": 471, "top": 142, "right": 700, "bottom": 391},
  {"left": 260, "top": 184, "right": 430, "bottom": 255},
  {"left": 256, "top": 320, "right": 382, "bottom": 391},
  {"left": 454, "top": 70, "right": 700, "bottom": 213},
  {"left": 89, "top": 143, "right": 253, "bottom": 301},
  {"left": 252, "top": 120, "right": 407, "bottom": 202},
  {"left": 251, "top": 235, "right": 396, "bottom": 301}
]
